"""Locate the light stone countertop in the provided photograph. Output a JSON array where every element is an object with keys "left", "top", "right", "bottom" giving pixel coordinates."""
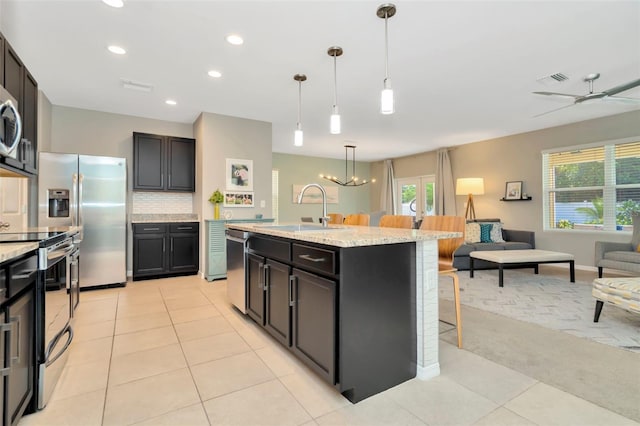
[
  {"left": 0, "top": 243, "right": 39, "bottom": 263},
  {"left": 131, "top": 214, "right": 199, "bottom": 223},
  {"left": 2, "top": 226, "right": 82, "bottom": 235},
  {"left": 226, "top": 222, "right": 461, "bottom": 248}
]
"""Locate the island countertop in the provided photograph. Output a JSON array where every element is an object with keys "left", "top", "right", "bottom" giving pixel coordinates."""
[
  {"left": 0, "top": 243, "right": 39, "bottom": 263},
  {"left": 226, "top": 222, "right": 460, "bottom": 248}
]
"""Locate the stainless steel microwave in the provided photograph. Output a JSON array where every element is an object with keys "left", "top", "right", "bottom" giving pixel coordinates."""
[{"left": 0, "top": 84, "right": 23, "bottom": 159}]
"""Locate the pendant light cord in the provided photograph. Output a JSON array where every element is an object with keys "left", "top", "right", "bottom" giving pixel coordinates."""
[
  {"left": 384, "top": 12, "right": 390, "bottom": 81},
  {"left": 333, "top": 53, "right": 339, "bottom": 108},
  {"left": 297, "top": 80, "right": 302, "bottom": 128}
]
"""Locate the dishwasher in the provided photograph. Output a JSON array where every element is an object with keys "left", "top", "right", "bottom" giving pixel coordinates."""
[{"left": 226, "top": 229, "right": 248, "bottom": 313}]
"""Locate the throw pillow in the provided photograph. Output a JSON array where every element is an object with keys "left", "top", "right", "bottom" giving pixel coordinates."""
[
  {"left": 480, "top": 223, "right": 493, "bottom": 242},
  {"left": 481, "top": 221, "right": 505, "bottom": 243},
  {"left": 465, "top": 223, "right": 481, "bottom": 243}
]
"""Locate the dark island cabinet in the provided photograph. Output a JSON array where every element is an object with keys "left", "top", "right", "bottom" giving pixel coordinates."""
[
  {"left": 133, "top": 132, "right": 195, "bottom": 192},
  {"left": 133, "top": 222, "right": 199, "bottom": 280},
  {"left": 245, "top": 233, "right": 416, "bottom": 403},
  {"left": 1, "top": 33, "right": 38, "bottom": 177},
  {"left": 290, "top": 268, "right": 336, "bottom": 384}
]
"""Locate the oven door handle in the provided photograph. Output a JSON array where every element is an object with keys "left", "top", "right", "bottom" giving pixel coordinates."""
[
  {"left": 45, "top": 325, "right": 73, "bottom": 367},
  {"left": 47, "top": 244, "right": 75, "bottom": 261}
]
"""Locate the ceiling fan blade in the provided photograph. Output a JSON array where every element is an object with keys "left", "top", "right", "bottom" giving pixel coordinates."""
[
  {"left": 532, "top": 91, "right": 581, "bottom": 99},
  {"left": 602, "top": 95, "right": 640, "bottom": 104},
  {"left": 533, "top": 103, "right": 575, "bottom": 118},
  {"left": 602, "top": 78, "right": 640, "bottom": 96}
]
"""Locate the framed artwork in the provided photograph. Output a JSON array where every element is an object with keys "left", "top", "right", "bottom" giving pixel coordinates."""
[
  {"left": 226, "top": 158, "right": 253, "bottom": 191},
  {"left": 292, "top": 184, "right": 339, "bottom": 204},
  {"left": 505, "top": 181, "right": 523, "bottom": 200},
  {"left": 223, "top": 191, "right": 254, "bottom": 207}
]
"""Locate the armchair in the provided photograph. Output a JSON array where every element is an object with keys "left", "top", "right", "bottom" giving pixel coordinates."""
[{"left": 595, "top": 214, "right": 640, "bottom": 277}]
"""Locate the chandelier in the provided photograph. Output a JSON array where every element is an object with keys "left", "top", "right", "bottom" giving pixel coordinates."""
[{"left": 320, "top": 145, "right": 375, "bottom": 187}]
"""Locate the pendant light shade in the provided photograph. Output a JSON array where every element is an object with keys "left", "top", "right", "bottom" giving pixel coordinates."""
[
  {"left": 293, "top": 74, "right": 307, "bottom": 147},
  {"left": 328, "top": 46, "right": 343, "bottom": 134},
  {"left": 377, "top": 4, "right": 396, "bottom": 115}
]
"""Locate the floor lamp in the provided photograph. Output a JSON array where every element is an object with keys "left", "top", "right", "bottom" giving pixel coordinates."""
[{"left": 456, "top": 178, "right": 484, "bottom": 220}]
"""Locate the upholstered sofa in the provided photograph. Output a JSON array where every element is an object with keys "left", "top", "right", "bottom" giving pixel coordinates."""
[
  {"left": 595, "top": 214, "right": 640, "bottom": 277},
  {"left": 452, "top": 219, "right": 536, "bottom": 270}
]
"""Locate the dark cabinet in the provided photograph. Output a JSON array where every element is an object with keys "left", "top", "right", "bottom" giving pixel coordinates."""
[
  {"left": 0, "top": 251, "right": 37, "bottom": 426},
  {"left": 133, "top": 222, "right": 199, "bottom": 280},
  {"left": 1, "top": 33, "right": 38, "bottom": 177},
  {"left": 133, "top": 132, "right": 195, "bottom": 192},
  {"left": 291, "top": 268, "right": 336, "bottom": 383},
  {"left": 246, "top": 253, "right": 265, "bottom": 325}
]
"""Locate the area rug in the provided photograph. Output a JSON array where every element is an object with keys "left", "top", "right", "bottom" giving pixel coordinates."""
[{"left": 438, "top": 269, "right": 640, "bottom": 352}]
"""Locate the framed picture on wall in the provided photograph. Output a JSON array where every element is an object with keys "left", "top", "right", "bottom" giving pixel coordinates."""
[
  {"left": 224, "top": 191, "right": 254, "bottom": 207},
  {"left": 505, "top": 181, "right": 523, "bottom": 200},
  {"left": 226, "top": 158, "right": 253, "bottom": 191}
]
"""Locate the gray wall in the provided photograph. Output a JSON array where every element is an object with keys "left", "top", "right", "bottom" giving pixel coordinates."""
[
  {"left": 49, "top": 105, "right": 193, "bottom": 272},
  {"left": 193, "top": 112, "right": 272, "bottom": 271},
  {"left": 370, "top": 110, "right": 640, "bottom": 268},
  {"left": 273, "top": 153, "right": 372, "bottom": 223}
]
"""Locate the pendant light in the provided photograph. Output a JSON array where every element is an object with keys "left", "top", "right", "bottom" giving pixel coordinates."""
[
  {"left": 293, "top": 74, "right": 306, "bottom": 147},
  {"left": 377, "top": 3, "right": 396, "bottom": 115},
  {"left": 327, "top": 46, "right": 343, "bottom": 134}
]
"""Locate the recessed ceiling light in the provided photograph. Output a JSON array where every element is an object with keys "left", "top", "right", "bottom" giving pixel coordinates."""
[
  {"left": 102, "top": 0, "right": 124, "bottom": 8},
  {"left": 165, "top": 100, "right": 177, "bottom": 105},
  {"left": 208, "top": 70, "right": 222, "bottom": 78},
  {"left": 226, "top": 34, "right": 244, "bottom": 45},
  {"left": 108, "top": 45, "right": 126, "bottom": 55}
]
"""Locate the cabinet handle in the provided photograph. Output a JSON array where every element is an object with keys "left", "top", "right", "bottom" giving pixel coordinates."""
[
  {"left": 143, "top": 227, "right": 160, "bottom": 231},
  {"left": 263, "top": 264, "right": 270, "bottom": 291},
  {"left": 289, "top": 275, "right": 295, "bottom": 307},
  {"left": 1, "top": 321, "right": 11, "bottom": 375},
  {"left": 177, "top": 226, "right": 192, "bottom": 230},
  {"left": 298, "top": 254, "right": 326, "bottom": 263},
  {"left": 10, "top": 315, "right": 21, "bottom": 365},
  {"left": 259, "top": 263, "right": 265, "bottom": 290},
  {"left": 163, "top": 239, "right": 166, "bottom": 253},
  {"left": 161, "top": 173, "right": 164, "bottom": 185},
  {"left": 171, "top": 238, "right": 174, "bottom": 252}
]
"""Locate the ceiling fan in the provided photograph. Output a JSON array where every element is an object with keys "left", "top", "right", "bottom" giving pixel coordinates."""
[{"left": 533, "top": 73, "right": 640, "bottom": 117}]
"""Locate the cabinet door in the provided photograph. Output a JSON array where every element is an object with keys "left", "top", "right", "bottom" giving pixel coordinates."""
[
  {"left": 2, "top": 41, "right": 24, "bottom": 171},
  {"left": 168, "top": 233, "right": 199, "bottom": 273},
  {"left": 291, "top": 268, "right": 336, "bottom": 384},
  {"left": 21, "top": 69, "right": 37, "bottom": 174},
  {"left": 133, "top": 133, "right": 165, "bottom": 190},
  {"left": 246, "top": 253, "right": 265, "bottom": 325},
  {"left": 264, "top": 260, "right": 291, "bottom": 346},
  {"left": 133, "top": 234, "right": 166, "bottom": 278},
  {"left": 6, "top": 288, "right": 34, "bottom": 426},
  {"left": 166, "top": 137, "right": 195, "bottom": 192},
  {"left": 0, "top": 34, "right": 4, "bottom": 84}
]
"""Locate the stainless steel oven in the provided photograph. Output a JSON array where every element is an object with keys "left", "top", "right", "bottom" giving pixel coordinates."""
[{"left": 36, "top": 234, "right": 77, "bottom": 409}]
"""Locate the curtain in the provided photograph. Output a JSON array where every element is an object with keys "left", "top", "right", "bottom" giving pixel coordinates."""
[
  {"left": 435, "top": 148, "right": 456, "bottom": 215},
  {"left": 380, "top": 159, "right": 396, "bottom": 215}
]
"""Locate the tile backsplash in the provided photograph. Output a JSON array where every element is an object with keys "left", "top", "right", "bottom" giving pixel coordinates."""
[{"left": 132, "top": 192, "right": 193, "bottom": 214}]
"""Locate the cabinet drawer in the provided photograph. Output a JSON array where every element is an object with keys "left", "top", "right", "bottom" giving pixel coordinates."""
[
  {"left": 133, "top": 223, "right": 167, "bottom": 234},
  {"left": 292, "top": 244, "right": 337, "bottom": 276},
  {"left": 8, "top": 254, "right": 37, "bottom": 298},
  {"left": 248, "top": 236, "right": 290, "bottom": 262},
  {"left": 170, "top": 223, "right": 199, "bottom": 233}
]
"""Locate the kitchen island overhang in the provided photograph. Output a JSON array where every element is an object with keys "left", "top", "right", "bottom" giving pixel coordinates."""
[{"left": 226, "top": 222, "right": 459, "bottom": 402}]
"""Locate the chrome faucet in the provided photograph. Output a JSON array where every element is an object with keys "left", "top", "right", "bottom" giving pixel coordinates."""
[{"left": 297, "top": 183, "right": 329, "bottom": 227}]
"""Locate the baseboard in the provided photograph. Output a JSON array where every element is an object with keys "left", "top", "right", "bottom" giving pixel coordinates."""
[{"left": 416, "top": 362, "right": 440, "bottom": 380}]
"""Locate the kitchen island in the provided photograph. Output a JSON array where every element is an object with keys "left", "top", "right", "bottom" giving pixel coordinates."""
[{"left": 226, "top": 222, "right": 460, "bottom": 402}]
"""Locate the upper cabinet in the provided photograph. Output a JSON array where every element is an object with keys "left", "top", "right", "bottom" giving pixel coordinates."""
[
  {"left": 1, "top": 32, "right": 38, "bottom": 177},
  {"left": 133, "top": 132, "right": 195, "bottom": 192}
]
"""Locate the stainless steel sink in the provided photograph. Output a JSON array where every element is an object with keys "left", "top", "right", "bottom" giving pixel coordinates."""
[{"left": 256, "top": 224, "right": 346, "bottom": 232}]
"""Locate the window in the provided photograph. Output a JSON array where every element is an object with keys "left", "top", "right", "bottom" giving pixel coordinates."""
[
  {"left": 396, "top": 176, "right": 435, "bottom": 218},
  {"left": 542, "top": 138, "right": 640, "bottom": 231}
]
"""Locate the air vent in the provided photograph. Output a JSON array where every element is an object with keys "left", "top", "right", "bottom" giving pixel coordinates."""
[
  {"left": 121, "top": 79, "right": 153, "bottom": 92},
  {"left": 536, "top": 73, "right": 569, "bottom": 85}
]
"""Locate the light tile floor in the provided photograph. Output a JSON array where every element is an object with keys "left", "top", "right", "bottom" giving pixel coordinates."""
[{"left": 18, "top": 275, "right": 639, "bottom": 426}]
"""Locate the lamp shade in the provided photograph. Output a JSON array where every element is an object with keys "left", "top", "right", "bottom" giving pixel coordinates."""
[{"left": 456, "top": 178, "right": 485, "bottom": 195}]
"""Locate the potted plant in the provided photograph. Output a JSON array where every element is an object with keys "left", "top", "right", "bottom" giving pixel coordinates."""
[{"left": 209, "top": 189, "right": 224, "bottom": 219}]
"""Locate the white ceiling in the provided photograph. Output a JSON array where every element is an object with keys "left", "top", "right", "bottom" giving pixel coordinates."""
[{"left": 1, "top": 0, "right": 639, "bottom": 161}]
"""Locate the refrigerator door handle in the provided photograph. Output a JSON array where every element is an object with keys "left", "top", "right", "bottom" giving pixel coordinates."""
[
  {"left": 78, "top": 174, "right": 84, "bottom": 231},
  {"left": 71, "top": 174, "right": 78, "bottom": 227}
]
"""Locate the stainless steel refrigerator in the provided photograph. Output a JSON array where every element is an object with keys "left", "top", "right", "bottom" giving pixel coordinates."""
[{"left": 38, "top": 152, "right": 127, "bottom": 288}]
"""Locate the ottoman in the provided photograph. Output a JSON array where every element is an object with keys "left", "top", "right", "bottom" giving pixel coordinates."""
[{"left": 592, "top": 277, "right": 640, "bottom": 322}]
